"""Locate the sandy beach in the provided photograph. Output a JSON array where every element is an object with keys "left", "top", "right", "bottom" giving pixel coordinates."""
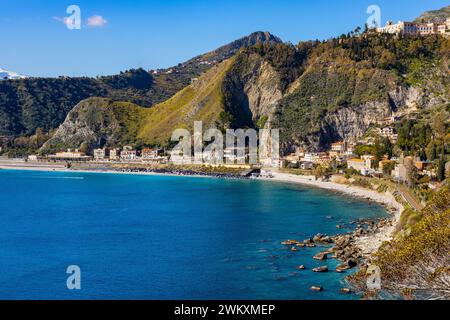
[{"left": 0, "top": 160, "right": 403, "bottom": 255}]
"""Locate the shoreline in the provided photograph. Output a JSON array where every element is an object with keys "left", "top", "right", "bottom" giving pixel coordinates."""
[
  {"left": 262, "top": 172, "right": 403, "bottom": 256},
  {"left": 0, "top": 162, "right": 403, "bottom": 256}
]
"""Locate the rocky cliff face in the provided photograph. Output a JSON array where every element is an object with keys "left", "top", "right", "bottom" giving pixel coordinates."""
[
  {"left": 222, "top": 53, "right": 284, "bottom": 128},
  {"left": 41, "top": 98, "right": 146, "bottom": 153},
  {"left": 282, "top": 82, "right": 448, "bottom": 153}
]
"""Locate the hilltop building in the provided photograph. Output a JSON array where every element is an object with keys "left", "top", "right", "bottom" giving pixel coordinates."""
[{"left": 377, "top": 18, "right": 450, "bottom": 36}]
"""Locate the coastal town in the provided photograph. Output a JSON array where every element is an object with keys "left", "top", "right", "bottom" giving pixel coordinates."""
[{"left": 3, "top": 113, "right": 440, "bottom": 191}]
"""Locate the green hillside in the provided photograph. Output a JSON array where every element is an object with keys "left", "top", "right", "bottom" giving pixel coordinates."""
[
  {"left": 41, "top": 58, "right": 237, "bottom": 152},
  {"left": 139, "top": 58, "right": 235, "bottom": 145}
]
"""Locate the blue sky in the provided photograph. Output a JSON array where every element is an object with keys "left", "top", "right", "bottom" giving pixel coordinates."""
[{"left": 0, "top": 0, "right": 448, "bottom": 77}]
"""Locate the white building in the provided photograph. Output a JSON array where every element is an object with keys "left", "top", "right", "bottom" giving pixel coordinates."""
[
  {"left": 142, "top": 148, "right": 163, "bottom": 161},
  {"left": 303, "top": 153, "right": 318, "bottom": 163},
  {"left": 377, "top": 20, "right": 449, "bottom": 36},
  {"left": 120, "top": 148, "right": 138, "bottom": 161},
  {"left": 347, "top": 156, "right": 375, "bottom": 176},
  {"left": 109, "top": 148, "right": 121, "bottom": 161},
  {"left": 377, "top": 127, "right": 398, "bottom": 143},
  {"left": 93, "top": 148, "right": 109, "bottom": 161}
]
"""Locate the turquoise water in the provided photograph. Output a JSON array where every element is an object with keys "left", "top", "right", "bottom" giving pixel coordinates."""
[{"left": 0, "top": 169, "right": 387, "bottom": 300}]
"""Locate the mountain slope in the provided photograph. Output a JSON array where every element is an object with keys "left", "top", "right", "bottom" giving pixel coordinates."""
[
  {"left": 0, "top": 32, "right": 282, "bottom": 137},
  {"left": 41, "top": 49, "right": 289, "bottom": 152},
  {"left": 41, "top": 59, "right": 236, "bottom": 152},
  {"left": 138, "top": 59, "right": 235, "bottom": 145},
  {"left": 41, "top": 33, "right": 450, "bottom": 154},
  {"left": 414, "top": 5, "right": 450, "bottom": 23},
  {"left": 273, "top": 34, "right": 449, "bottom": 152},
  {"left": 40, "top": 98, "right": 148, "bottom": 152}
]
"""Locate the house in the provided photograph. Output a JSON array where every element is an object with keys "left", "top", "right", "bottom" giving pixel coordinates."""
[
  {"left": 223, "top": 147, "right": 248, "bottom": 164},
  {"left": 331, "top": 141, "right": 346, "bottom": 153},
  {"left": 93, "top": 148, "right": 109, "bottom": 161},
  {"left": 48, "top": 149, "right": 92, "bottom": 161},
  {"left": 303, "top": 153, "right": 319, "bottom": 163},
  {"left": 377, "top": 127, "right": 398, "bottom": 143},
  {"left": 285, "top": 153, "right": 302, "bottom": 163},
  {"left": 316, "top": 153, "right": 331, "bottom": 165},
  {"left": 347, "top": 156, "right": 374, "bottom": 175},
  {"left": 28, "top": 155, "right": 45, "bottom": 161},
  {"left": 300, "top": 161, "right": 314, "bottom": 170},
  {"left": 260, "top": 157, "right": 283, "bottom": 168},
  {"left": 329, "top": 141, "right": 346, "bottom": 158},
  {"left": 109, "top": 148, "right": 121, "bottom": 161},
  {"left": 392, "top": 155, "right": 413, "bottom": 182},
  {"left": 414, "top": 160, "right": 432, "bottom": 172},
  {"left": 392, "top": 164, "right": 408, "bottom": 182},
  {"left": 120, "top": 146, "right": 138, "bottom": 161},
  {"left": 347, "top": 158, "right": 366, "bottom": 172},
  {"left": 142, "top": 148, "right": 163, "bottom": 160}
]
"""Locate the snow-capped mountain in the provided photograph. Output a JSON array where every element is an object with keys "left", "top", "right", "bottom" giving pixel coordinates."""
[{"left": 0, "top": 68, "right": 27, "bottom": 80}]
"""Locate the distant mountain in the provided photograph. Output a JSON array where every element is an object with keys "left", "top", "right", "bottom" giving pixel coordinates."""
[
  {"left": 0, "top": 68, "right": 26, "bottom": 80},
  {"left": 0, "top": 32, "right": 283, "bottom": 137},
  {"left": 414, "top": 5, "right": 450, "bottom": 23}
]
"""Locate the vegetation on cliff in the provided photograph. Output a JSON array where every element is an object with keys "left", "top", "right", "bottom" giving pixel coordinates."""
[
  {"left": 372, "top": 186, "right": 449, "bottom": 299},
  {"left": 272, "top": 33, "right": 449, "bottom": 150}
]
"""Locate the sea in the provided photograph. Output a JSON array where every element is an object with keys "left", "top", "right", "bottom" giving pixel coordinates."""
[{"left": 0, "top": 169, "right": 388, "bottom": 300}]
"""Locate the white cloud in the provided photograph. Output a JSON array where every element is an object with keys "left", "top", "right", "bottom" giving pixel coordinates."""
[
  {"left": 87, "top": 15, "right": 107, "bottom": 27},
  {"left": 53, "top": 16, "right": 71, "bottom": 27}
]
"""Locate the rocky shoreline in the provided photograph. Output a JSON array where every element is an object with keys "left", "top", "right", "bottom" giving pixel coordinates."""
[{"left": 281, "top": 214, "right": 395, "bottom": 294}]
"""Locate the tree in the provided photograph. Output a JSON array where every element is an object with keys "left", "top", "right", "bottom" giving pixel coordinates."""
[
  {"left": 437, "top": 156, "right": 446, "bottom": 182},
  {"left": 405, "top": 157, "right": 419, "bottom": 188},
  {"left": 432, "top": 111, "right": 449, "bottom": 138},
  {"left": 314, "top": 165, "right": 328, "bottom": 180},
  {"left": 382, "top": 161, "right": 396, "bottom": 176},
  {"left": 364, "top": 23, "right": 369, "bottom": 33},
  {"left": 425, "top": 140, "right": 436, "bottom": 161}
]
